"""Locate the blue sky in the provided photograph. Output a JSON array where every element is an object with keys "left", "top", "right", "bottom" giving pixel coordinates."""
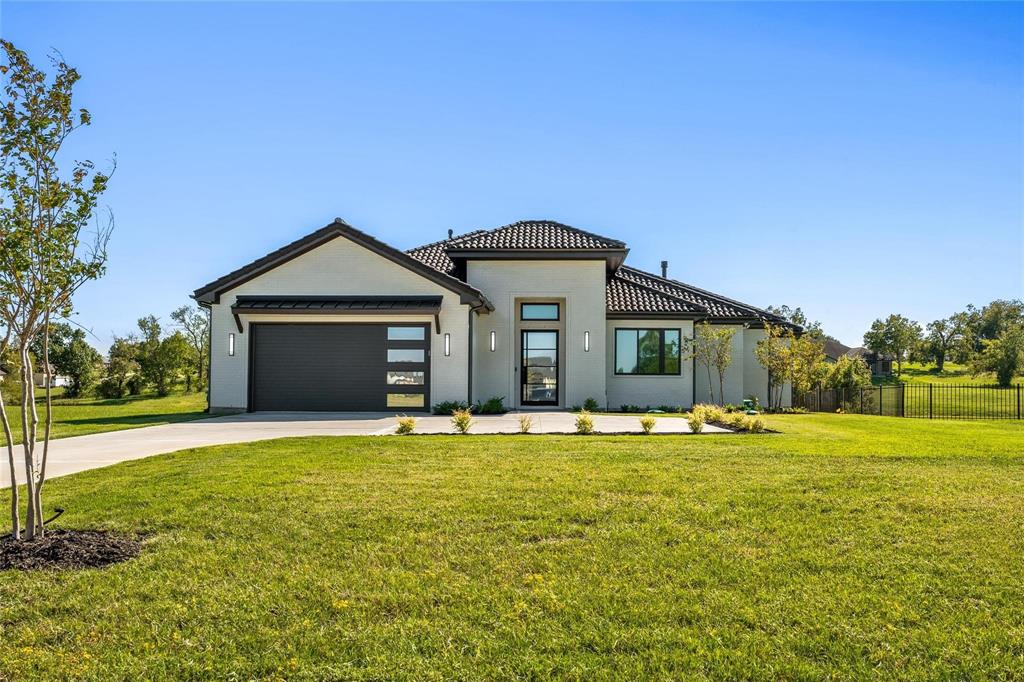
[{"left": 3, "top": 1, "right": 1021, "bottom": 349}]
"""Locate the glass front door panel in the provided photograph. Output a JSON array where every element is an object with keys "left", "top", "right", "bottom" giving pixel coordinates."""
[{"left": 522, "top": 330, "right": 558, "bottom": 405}]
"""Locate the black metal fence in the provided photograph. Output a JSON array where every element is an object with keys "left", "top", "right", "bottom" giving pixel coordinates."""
[{"left": 794, "top": 384, "right": 1023, "bottom": 420}]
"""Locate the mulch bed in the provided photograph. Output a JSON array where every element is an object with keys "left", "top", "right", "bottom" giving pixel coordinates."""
[{"left": 0, "top": 529, "right": 141, "bottom": 571}]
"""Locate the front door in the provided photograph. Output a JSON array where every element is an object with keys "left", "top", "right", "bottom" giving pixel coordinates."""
[{"left": 521, "top": 330, "right": 558, "bottom": 406}]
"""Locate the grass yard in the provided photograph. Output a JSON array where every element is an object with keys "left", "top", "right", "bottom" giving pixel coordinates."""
[
  {"left": 876, "top": 361, "right": 1023, "bottom": 386},
  {"left": 1, "top": 415, "right": 1022, "bottom": 679},
  {"left": 0, "top": 391, "right": 208, "bottom": 444}
]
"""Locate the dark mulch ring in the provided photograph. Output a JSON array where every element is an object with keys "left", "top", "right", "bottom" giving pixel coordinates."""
[{"left": 0, "top": 529, "right": 142, "bottom": 571}]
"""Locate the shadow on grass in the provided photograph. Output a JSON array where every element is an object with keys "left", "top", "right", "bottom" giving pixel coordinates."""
[{"left": 55, "top": 412, "right": 209, "bottom": 428}]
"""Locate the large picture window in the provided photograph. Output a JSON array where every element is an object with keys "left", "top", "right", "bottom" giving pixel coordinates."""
[{"left": 615, "top": 328, "right": 681, "bottom": 375}]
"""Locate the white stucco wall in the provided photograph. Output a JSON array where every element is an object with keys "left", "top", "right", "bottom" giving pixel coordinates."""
[
  {"left": 606, "top": 319, "right": 695, "bottom": 410},
  {"left": 694, "top": 324, "right": 746, "bottom": 405},
  {"left": 207, "top": 235, "right": 471, "bottom": 411},
  {"left": 467, "top": 260, "right": 606, "bottom": 408}
]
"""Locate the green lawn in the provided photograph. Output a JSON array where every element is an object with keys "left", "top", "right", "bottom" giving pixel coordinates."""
[
  {"left": 875, "top": 361, "right": 1023, "bottom": 386},
  {"left": 1, "top": 391, "right": 208, "bottom": 444},
  {"left": 1, "top": 415, "right": 1022, "bottom": 679}
]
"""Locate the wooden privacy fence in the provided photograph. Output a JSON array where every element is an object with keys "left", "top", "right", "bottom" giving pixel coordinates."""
[{"left": 794, "top": 384, "right": 1023, "bottom": 420}]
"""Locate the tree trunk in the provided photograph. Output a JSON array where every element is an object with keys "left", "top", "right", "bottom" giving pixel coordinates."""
[
  {"left": 706, "top": 362, "right": 715, "bottom": 405},
  {"left": 0, "top": 391, "right": 20, "bottom": 540},
  {"left": 37, "top": 315, "right": 54, "bottom": 538},
  {"left": 718, "top": 371, "right": 725, "bottom": 407},
  {"left": 19, "top": 348, "right": 37, "bottom": 539},
  {"left": 936, "top": 351, "right": 945, "bottom": 373}
]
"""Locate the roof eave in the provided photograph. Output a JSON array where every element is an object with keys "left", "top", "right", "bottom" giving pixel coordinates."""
[{"left": 193, "top": 219, "right": 493, "bottom": 312}]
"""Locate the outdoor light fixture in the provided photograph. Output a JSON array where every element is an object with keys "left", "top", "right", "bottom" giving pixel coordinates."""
[
  {"left": 584, "top": 331, "right": 590, "bottom": 352},
  {"left": 489, "top": 331, "right": 496, "bottom": 352},
  {"left": 444, "top": 333, "right": 451, "bottom": 357},
  {"left": 228, "top": 333, "right": 235, "bottom": 356}
]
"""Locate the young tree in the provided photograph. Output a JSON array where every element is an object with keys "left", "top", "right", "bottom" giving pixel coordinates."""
[
  {"left": 924, "top": 317, "right": 964, "bottom": 372},
  {"left": 100, "top": 335, "right": 141, "bottom": 398},
  {"left": 754, "top": 323, "right": 791, "bottom": 411},
  {"left": 788, "top": 333, "right": 828, "bottom": 396},
  {"left": 690, "top": 322, "right": 736, "bottom": 405},
  {"left": 29, "top": 322, "right": 101, "bottom": 396},
  {"left": 971, "top": 325, "right": 1024, "bottom": 387},
  {"left": 0, "top": 41, "right": 113, "bottom": 540},
  {"left": 171, "top": 304, "right": 209, "bottom": 392},
  {"left": 862, "top": 314, "right": 922, "bottom": 376},
  {"left": 824, "top": 354, "right": 873, "bottom": 390}
]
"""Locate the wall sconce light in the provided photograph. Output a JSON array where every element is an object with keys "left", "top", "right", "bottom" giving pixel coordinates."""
[
  {"left": 489, "top": 331, "right": 496, "bottom": 352},
  {"left": 228, "top": 333, "right": 235, "bottom": 356},
  {"left": 444, "top": 333, "right": 451, "bottom": 357},
  {"left": 584, "top": 330, "right": 590, "bottom": 352}
]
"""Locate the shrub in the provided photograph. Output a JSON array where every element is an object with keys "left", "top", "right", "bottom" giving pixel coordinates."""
[
  {"left": 570, "top": 405, "right": 582, "bottom": 412},
  {"left": 655, "top": 405, "right": 674, "bottom": 414},
  {"left": 583, "top": 397, "right": 600, "bottom": 412},
  {"left": 395, "top": 415, "right": 416, "bottom": 435},
  {"left": 451, "top": 408, "right": 473, "bottom": 434},
  {"left": 639, "top": 414, "right": 656, "bottom": 435},
  {"left": 474, "top": 396, "right": 506, "bottom": 414},
  {"left": 432, "top": 400, "right": 468, "bottom": 415},
  {"left": 518, "top": 414, "right": 533, "bottom": 434},
  {"left": 745, "top": 416, "right": 766, "bottom": 433},
  {"left": 575, "top": 410, "right": 594, "bottom": 435},
  {"left": 691, "top": 403, "right": 725, "bottom": 425},
  {"left": 687, "top": 411, "right": 705, "bottom": 434},
  {"left": 725, "top": 412, "right": 747, "bottom": 430},
  {"left": 620, "top": 404, "right": 642, "bottom": 413}
]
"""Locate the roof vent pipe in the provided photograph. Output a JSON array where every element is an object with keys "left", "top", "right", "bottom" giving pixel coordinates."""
[
  {"left": 447, "top": 229, "right": 454, "bottom": 240},
  {"left": 660, "top": 260, "right": 668, "bottom": 278}
]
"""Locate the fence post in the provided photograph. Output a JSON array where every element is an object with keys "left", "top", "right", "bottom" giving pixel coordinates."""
[
  {"left": 879, "top": 385, "right": 883, "bottom": 416},
  {"left": 1017, "top": 385, "right": 1021, "bottom": 420},
  {"left": 929, "top": 384, "right": 933, "bottom": 420}
]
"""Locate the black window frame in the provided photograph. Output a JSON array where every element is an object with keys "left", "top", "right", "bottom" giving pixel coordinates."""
[
  {"left": 520, "top": 302, "right": 560, "bottom": 321},
  {"left": 614, "top": 328, "right": 682, "bottom": 376}
]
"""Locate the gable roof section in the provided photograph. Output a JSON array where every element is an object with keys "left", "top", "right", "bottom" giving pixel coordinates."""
[
  {"left": 607, "top": 272, "right": 707, "bottom": 318},
  {"left": 193, "top": 219, "right": 493, "bottom": 310},
  {"left": 616, "top": 266, "right": 794, "bottom": 326},
  {"left": 406, "top": 230, "right": 486, "bottom": 276}
]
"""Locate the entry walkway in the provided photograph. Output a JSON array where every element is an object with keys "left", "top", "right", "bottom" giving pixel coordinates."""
[{"left": 2, "top": 411, "right": 726, "bottom": 484}]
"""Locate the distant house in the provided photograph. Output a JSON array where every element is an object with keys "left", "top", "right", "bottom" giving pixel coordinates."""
[{"left": 823, "top": 339, "right": 893, "bottom": 377}]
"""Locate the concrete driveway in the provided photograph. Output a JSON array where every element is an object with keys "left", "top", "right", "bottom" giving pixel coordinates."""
[{"left": 1, "top": 411, "right": 725, "bottom": 484}]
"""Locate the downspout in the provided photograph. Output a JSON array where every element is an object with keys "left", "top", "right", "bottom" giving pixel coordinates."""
[{"left": 467, "top": 306, "right": 474, "bottom": 405}]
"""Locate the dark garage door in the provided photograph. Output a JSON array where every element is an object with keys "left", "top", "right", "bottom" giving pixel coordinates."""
[{"left": 249, "top": 323, "right": 430, "bottom": 411}]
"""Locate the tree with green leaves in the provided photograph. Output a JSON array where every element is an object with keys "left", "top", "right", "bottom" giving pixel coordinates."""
[
  {"left": 30, "top": 322, "right": 101, "bottom": 397},
  {"left": 100, "top": 335, "right": 142, "bottom": 398},
  {"left": 923, "top": 316, "right": 966, "bottom": 372},
  {"left": 862, "top": 314, "right": 921, "bottom": 376},
  {"left": 690, "top": 322, "right": 736, "bottom": 405},
  {"left": 971, "top": 325, "right": 1024, "bottom": 387},
  {"left": 171, "top": 304, "right": 209, "bottom": 393},
  {"left": 825, "top": 354, "right": 873, "bottom": 390},
  {"left": 765, "top": 305, "right": 824, "bottom": 339},
  {"left": 754, "top": 323, "right": 791, "bottom": 410},
  {"left": 0, "top": 40, "right": 113, "bottom": 540}
]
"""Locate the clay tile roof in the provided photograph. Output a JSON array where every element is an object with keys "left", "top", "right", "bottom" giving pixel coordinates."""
[
  {"left": 617, "top": 266, "right": 790, "bottom": 324},
  {"left": 606, "top": 272, "right": 706, "bottom": 316},
  {"left": 445, "top": 220, "right": 626, "bottom": 251}
]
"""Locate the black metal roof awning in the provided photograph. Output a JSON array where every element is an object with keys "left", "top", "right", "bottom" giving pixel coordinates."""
[{"left": 230, "top": 295, "right": 444, "bottom": 333}]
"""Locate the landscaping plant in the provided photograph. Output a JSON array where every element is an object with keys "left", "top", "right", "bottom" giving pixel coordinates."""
[
  {"left": 686, "top": 411, "right": 705, "bottom": 433},
  {"left": 575, "top": 410, "right": 594, "bottom": 435},
  {"left": 395, "top": 416, "right": 416, "bottom": 435},
  {"left": 451, "top": 408, "right": 473, "bottom": 434},
  {"left": 583, "top": 397, "right": 600, "bottom": 412},
  {"left": 639, "top": 414, "right": 656, "bottom": 435},
  {"left": 690, "top": 322, "right": 736, "bottom": 405},
  {"left": 0, "top": 40, "right": 113, "bottom": 540},
  {"left": 518, "top": 414, "right": 533, "bottom": 434}
]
